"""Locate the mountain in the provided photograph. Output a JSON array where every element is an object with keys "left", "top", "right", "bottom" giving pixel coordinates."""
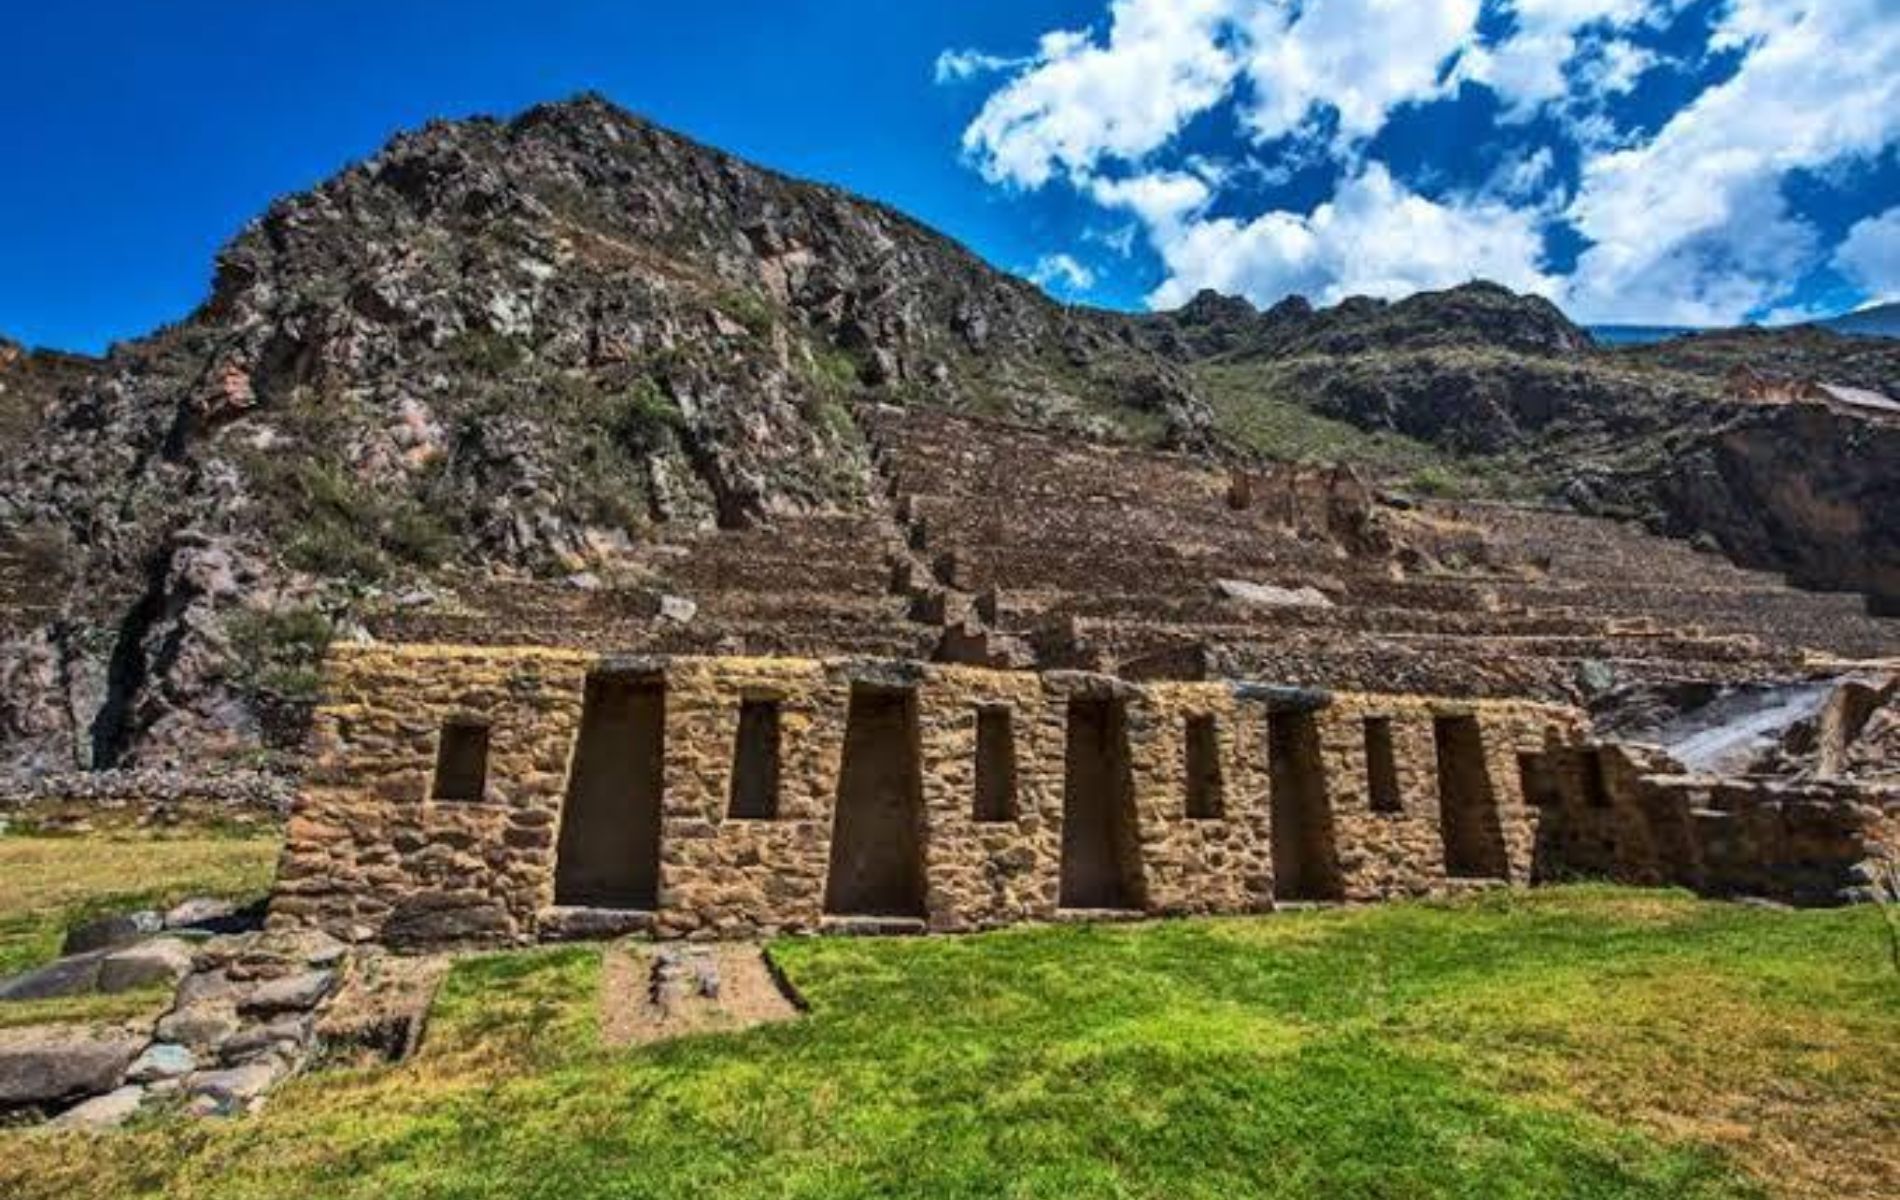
[
  {"left": 1587, "top": 324, "right": 1701, "bottom": 347},
  {"left": 1822, "top": 301, "right": 1900, "bottom": 339},
  {"left": 0, "top": 94, "right": 1894, "bottom": 778}
]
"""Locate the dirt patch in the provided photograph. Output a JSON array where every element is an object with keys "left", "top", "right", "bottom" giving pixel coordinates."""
[
  {"left": 599, "top": 943, "right": 801, "bottom": 1047},
  {"left": 315, "top": 952, "right": 450, "bottom": 1066}
]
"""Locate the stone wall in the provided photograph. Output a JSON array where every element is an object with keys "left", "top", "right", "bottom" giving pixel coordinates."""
[
  {"left": 271, "top": 645, "right": 1586, "bottom": 948},
  {"left": 1527, "top": 742, "right": 1900, "bottom": 905}
]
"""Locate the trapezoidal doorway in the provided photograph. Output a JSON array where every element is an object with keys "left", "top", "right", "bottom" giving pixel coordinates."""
[
  {"left": 554, "top": 675, "right": 665, "bottom": 910},
  {"left": 1269, "top": 711, "right": 1344, "bottom": 902},
  {"left": 1434, "top": 715, "right": 1509, "bottom": 880},
  {"left": 1059, "top": 697, "right": 1146, "bottom": 911},
  {"left": 823, "top": 686, "right": 928, "bottom": 918}
]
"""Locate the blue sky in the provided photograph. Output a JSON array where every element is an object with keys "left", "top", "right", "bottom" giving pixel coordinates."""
[{"left": 3, "top": 1, "right": 1896, "bottom": 353}]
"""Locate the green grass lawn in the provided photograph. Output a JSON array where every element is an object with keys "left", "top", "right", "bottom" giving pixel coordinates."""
[
  {"left": 4, "top": 873, "right": 1894, "bottom": 1200},
  {"left": 0, "top": 833, "right": 281, "bottom": 980}
]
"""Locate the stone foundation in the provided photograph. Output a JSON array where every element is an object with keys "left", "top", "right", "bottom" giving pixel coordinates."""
[{"left": 271, "top": 645, "right": 1597, "bottom": 948}]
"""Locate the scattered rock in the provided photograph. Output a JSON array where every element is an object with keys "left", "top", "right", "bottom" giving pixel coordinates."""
[
  {"left": 97, "top": 938, "right": 195, "bottom": 994},
  {"left": 239, "top": 970, "right": 337, "bottom": 1016},
  {"left": 155, "top": 1004, "right": 241, "bottom": 1048},
  {"left": 657, "top": 594, "right": 697, "bottom": 624},
  {"left": 0, "top": 1026, "right": 144, "bottom": 1108},
  {"left": 163, "top": 898, "right": 241, "bottom": 931},
  {"left": 126, "top": 1043, "right": 197, "bottom": 1083},
  {"left": 51, "top": 1085, "right": 146, "bottom": 1131},
  {"left": 61, "top": 912, "right": 163, "bottom": 957},
  {"left": 0, "top": 951, "right": 107, "bottom": 1002},
  {"left": 186, "top": 1057, "right": 287, "bottom": 1113},
  {"left": 1214, "top": 579, "right": 1334, "bottom": 610}
]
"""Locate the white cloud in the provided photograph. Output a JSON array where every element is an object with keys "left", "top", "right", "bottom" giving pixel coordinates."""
[
  {"left": 1029, "top": 253, "right": 1098, "bottom": 294},
  {"left": 1088, "top": 171, "right": 1213, "bottom": 234},
  {"left": 1238, "top": 0, "right": 1480, "bottom": 144},
  {"left": 1456, "top": 0, "right": 1658, "bottom": 120},
  {"left": 1834, "top": 206, "right": 1900, "bottom": 305},
  {"left": 1562, "top": 0, "right": 1900, "bottom": 323},
  {"left": 958, "top": 0, "right": 1244, "bottom": 188},
  {"left": 1489, "top": 146, "right": 1559, "bottom": 201},
  {"left": 933, "top": 50, "right": 1033, "bottom": 85},
  {"left": 1125, "top": 162, "right": 1556, "bottom": 310},
  {"left": 946, "top": 0, "right": 1900, "bottom": 322}
]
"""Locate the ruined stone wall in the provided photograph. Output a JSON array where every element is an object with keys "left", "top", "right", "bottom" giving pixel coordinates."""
[
  {"left": 1528, "top": 743, "right": 1900, "bottom": 905},
  {"left": 271, "top": 645, "right": 1586, "bottom": 948}
]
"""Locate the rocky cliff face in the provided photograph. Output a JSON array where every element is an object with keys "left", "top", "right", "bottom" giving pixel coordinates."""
[{"left": 0, "top": 95, "right": 1208, "bottom": 774}]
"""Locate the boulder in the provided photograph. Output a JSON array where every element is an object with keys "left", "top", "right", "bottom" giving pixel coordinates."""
[
  {"left": 1214, "top": 579, "right": 1334, "bottom": 610},
  {"left": 218, "top": 1015, "right": 313, "bottom": 1066},
  {"left": 186, "top": 1056, "right": 287, "bottom": 1113},
  {"left": 97, "top": 938, "right": 196, "bottom": 994},
  {"left": 0, "top": 951, "right": 107, "bottom": 1002},
  {"left": 239, "top": 970, "right": 337, "bottom": 1016},
  {"left": 163, "top": 897, "right": 243, "bottom": 932},
  {"left": 0, "top": 1025, "right": 145, "bottom": 1108},
  {"left": 51, "top": 1084, "right": 146, "bottom": 1130},
  {"left": 61, "top": 911, "right": 163, "bottom": 956},
  {"left": 126, "top": 1043, "right": 197, "bottom": 1083},
  {"left": 155, "top": 1003, "right": 241, "bottom": 1048}
]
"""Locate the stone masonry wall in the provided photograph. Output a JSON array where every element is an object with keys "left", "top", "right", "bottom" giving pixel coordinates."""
[
  {"left": 272, "top": 645, "right": 1586, "bottom": 948},
  {"left": 1528, "top": 742, "right": 1900, "bottom": 905}
]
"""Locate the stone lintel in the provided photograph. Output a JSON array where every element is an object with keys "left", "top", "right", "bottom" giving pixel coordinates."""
[{"left": 1230, "top": 682, "right": 1333, "bottom": 712}]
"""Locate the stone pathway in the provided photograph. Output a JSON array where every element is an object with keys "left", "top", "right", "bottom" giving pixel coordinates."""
[{"left": 599, "top": 942, "right": 801, "bottom": 1047}]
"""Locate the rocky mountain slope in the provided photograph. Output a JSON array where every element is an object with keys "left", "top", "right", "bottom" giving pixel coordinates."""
[
  {"left": 1150, "top": 286, "right": 1900, "bottom": 614},
  {"left": 1, "top": 94, "right": 1894, "bottom": 778},
  {"left": 0, "top": 95, "right": 1206, "bottom": 775}
]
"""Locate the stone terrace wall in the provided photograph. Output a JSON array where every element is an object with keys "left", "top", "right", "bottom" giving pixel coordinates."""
[{"left": 272, "top": 645, "right": 1586, "bottom": 948}]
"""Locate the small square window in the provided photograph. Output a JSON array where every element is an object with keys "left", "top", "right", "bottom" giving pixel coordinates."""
[{"left": 431, "top": 720, "right": 490, "bottom": 802}]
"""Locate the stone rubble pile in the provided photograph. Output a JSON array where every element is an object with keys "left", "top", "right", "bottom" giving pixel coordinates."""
[{"left": 0, "top": 910, "right": 347, "bottom": 1128}]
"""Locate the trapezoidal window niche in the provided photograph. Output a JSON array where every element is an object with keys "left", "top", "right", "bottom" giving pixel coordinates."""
[
  {"left": 824, "top": 686, "right": 928, "bottom": 918},
  {"left": 972, "top": 706, "right": 1019, "bottom": 823},
  {"left": 1364, "top": 717, "right": 1403, "bottom": 815},
  {"left": 555, "top": 675, "right": 665, "bottom": 911},
  {"left": 726, "top": 699, "right": 782, "bottom": 820},
  {"left": 430, "top": 720, "right": 491, "bottom": 802},
  {"left": 1268, "top": 712, "right": 1344, "bottom": 901},
  {"left": 1183, "top": 714, "right": 1225, "bottom": 820},
  {"left": 1059, "top": 697, "right": 1147, "bottom": 911},
  {"left": 1434, "top": 715, "right": 1510, "bottom": 880}
]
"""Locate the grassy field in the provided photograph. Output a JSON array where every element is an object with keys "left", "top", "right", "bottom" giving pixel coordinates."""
[
  {"left": 0, "top": 833, "right": 281, "bottom": 979},
  {"left": 1, "top": 831, "right": 1893, "bottom": 1200}
]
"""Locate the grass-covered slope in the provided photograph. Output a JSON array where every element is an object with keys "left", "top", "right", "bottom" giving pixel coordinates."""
[{"left": 3, "top": 866, "right": 1893, "bottom": 1199}]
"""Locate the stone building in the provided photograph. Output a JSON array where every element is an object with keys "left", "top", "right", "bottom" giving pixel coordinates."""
[
  {"left": 271, "top": 408, "right": 1900, "bottom": 947},
  {"left": 271, "top": 646, "right": 1594, "bottom": 947}
]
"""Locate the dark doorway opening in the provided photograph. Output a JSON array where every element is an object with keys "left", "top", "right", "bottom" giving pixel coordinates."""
[
  {"left": 824, "top": 687, "right": 927, "bottom": 918},
  {"left": 727, "top": 699, "right": 782, "bottom": 820},
  {"left": 972, "top": 706, "right": 1018, "bottom": 823},
  {"left": 1364, "top": 717, "right": 1403, "bottom": 815},
  {"left": 555, "top": 677, "right": 665, "bottom": 910},
  {"left": 1183, "top": 715, "right": 1224, "bottom": 819},
  {"left": 1269, "top": 712, "right": 1344, "bottom": 901},
  {"left": 1435, "top": 716, "right": 1509, "bottom": 879},
  {"left": 1059, "top": 697, "right": 1146, "bottom": 910}
]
